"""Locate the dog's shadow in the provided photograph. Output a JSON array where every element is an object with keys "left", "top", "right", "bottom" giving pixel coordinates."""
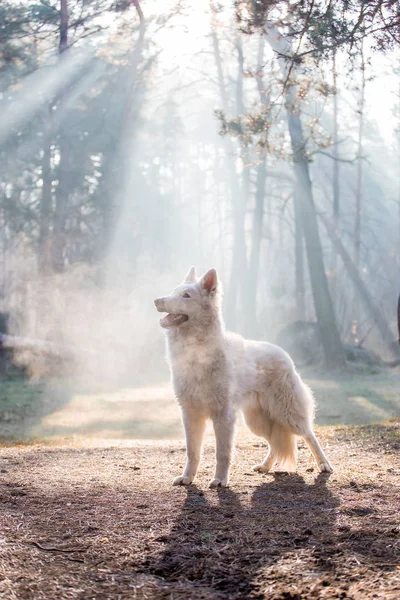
[{"left": 148, "top": 472, "right": 338, "bottom": 598}]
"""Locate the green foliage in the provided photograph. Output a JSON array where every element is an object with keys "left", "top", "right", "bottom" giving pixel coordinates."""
[
  {"left": 27, "top": 3, "right": 60, "bottom": 26},
  {"left": 113, "top": 0, "right": 133, "bottom": 12},
  {"left": 236, "top": 0, "right": 400, "bottom": 58},
  {"left": 0, "top": 0, "right": 188, "bottom": 274}
]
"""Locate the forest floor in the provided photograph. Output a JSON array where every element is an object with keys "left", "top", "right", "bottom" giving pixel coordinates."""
[
  {"left": 0, "top": 422, "right": 399, "bottom": 599},
  {"left": 0, "top": 370, "right": 399, "bottom": 599}
]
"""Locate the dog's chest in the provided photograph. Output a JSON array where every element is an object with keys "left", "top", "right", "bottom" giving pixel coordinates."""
[{"left": 168, "top": 342, "right": 229, "bottom": 407}]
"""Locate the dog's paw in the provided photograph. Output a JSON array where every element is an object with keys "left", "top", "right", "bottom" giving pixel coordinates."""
[
  {"left": 173, "top": 475, "right": 193, "bottom": 486},
  {"left": 252, "top": 463, "right": 270, "bottom": 473},
  {"left": 319, "top": 461, "right": 333, "bottom": 474},
  {"left": 209, "top": 477, "right": 228, "bottom": 489}
]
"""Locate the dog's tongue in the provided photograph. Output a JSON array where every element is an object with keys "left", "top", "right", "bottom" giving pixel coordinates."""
[{"left": 160, "top": 313, "right": 188, "bottom": 328}]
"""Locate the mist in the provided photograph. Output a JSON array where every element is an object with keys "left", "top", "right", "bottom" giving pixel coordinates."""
[{"left": 1, "top": 0, "right": 400, "bottom": 440}]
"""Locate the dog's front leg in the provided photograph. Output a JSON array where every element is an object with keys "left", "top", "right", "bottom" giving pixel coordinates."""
[
  {"left": 209, "top": 410, "right": 235, "bottom": 488},
  {"left": 173, "top": 408, "right": 206, "bottom": 486}
]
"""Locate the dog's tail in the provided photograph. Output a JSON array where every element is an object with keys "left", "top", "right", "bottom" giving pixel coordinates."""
[
  {"left": 269, "top": 423, "right": 298, "bottom": 471},
  {"left": 271, "top": 367, "right": 316, "bottom": 471},
  {"left": 262, "top": 362, "right": 315, "bottom": 471}
]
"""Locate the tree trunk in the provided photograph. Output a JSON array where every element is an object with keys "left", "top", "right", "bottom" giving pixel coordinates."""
[
  {"left": 210, "top": 7, "right": 247, "bottom": 328},
  {"left": 52, "top": 123, "right": 69, "bottom": 271},
  {"left": 227, "top": 35, "right": 248, "bottom": 329},
  {"left": 52, "top": 0, "right": 70, "bottom": 271},
  {"left": 398, "top": 61, "right": 400, "bottom": 252},
  {"left": 244, "top": 38, "right": 268, "bottom": 336},
  {"left": 397, "top": 293, "right": 400, "bottom": 345},
  {"left": 354, "top": 42, "right": 365, "bottom": 272},
  {"left": 36, "top": 27, "right": 52, "bottom": 276},
  {"left": 264, "top": 23, "right": 346, "bottom": 369},
  {"left": 59, "top": 0, "right": 68, "bottom": 54},
  {"left": 331, "top": 52, "right": 340, "bottom": 300},
  {"left": 39, "top": 137, "right": 52, "bottom": 273},
  {"left": 319, "top": 210, "right": 400, "bottom": 358},
  {"left": 122, "top": 0, "right": 146, "bottom": 133},
  {"left": 100, "top": 0, "right": 146, "bottom": 271},
  {"left": 245, "top": 158, "right": 267, "bottom": 336},
  {"left": 352, "top": 42, "right": 366, "bottom": 342},
  {"left": 332, "top": 53, "right": 340, "bottom": 230},
  {"left": 294, "top": 191, "right": 305, "bottom": 321}
]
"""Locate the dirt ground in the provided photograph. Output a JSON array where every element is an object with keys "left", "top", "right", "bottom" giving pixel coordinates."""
[{"left": 0, "top": 422, "right": 399, "bottom": 599}]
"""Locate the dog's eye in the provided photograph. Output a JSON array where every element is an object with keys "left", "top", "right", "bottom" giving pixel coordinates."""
[{"left": 182, "top": 293, "right": 191, "bottom": 299}]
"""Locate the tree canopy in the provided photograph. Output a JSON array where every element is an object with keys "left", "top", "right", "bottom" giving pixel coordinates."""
[{"left": 236, "top": 0, "right": 400, "bottom": 58}]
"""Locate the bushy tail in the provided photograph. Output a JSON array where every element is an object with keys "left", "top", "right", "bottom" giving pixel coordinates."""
[{"left": 270, "top": 424, "right": 298, "bottom": 472}]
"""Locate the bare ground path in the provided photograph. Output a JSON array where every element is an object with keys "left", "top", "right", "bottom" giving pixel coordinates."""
[
  {"left": 1, "top": 369, "right": 400, "bottom": 441},
  {"left": 0, "top": 423, "right": 399, "bottom": 599}
]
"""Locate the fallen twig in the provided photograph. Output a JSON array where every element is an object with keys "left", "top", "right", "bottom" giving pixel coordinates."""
[{"left": 31, "top": 541, "right": 88, "bottom": 553}]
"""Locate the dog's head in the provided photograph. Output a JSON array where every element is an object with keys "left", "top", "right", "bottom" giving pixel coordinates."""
[{"left": 154, "top": 266, "right": 221, "bottom": 330}]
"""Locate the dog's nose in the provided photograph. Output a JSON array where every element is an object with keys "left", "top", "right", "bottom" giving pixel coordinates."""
[{"left": 154, "top": 297, "right": 165, "bottom": 309}]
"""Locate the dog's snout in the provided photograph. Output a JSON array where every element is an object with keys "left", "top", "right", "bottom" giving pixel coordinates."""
[{"left": 154, "top": 297, "right": 166, "bottom": 311}]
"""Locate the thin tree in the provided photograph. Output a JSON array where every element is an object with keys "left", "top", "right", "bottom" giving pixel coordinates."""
[
  {"left": 264, "top": 23, "right": 346, "bottom": 369},
  {"left": 245, "top": 37, "right": 268, "bottom": 336},
  {"left": 354, "top": 42, "right": 365, "bottom": 272},
  {"left": 100, "top": 0, "right": 147, "bottom": 269},
  {"left": 210, "top": 3, "right": 247, "bottom": 328},
  {"left": 319, "top": 210, "right": 400, "bottom": 357},
  {"left": 352, "top": 42, "right": 366, "bottom": 343},
  {"left": 330, "top": 50, "right": 340, "bottom": 301},
  {"left": 294, "top": 190, "right": 305, "bottom": 321},
  {"left": 52, "top": 0, "right": 70, "bottom": 271},
  {"left": 229, "top": 34, "right": 250, "bottom": 329}
]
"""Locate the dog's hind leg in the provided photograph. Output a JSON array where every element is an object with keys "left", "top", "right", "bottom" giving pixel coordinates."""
[
  {"left": 173, "top": 409, "right": 206, "bottom": 486},
  {"left": 242, "top": 397, "right": 283, "bottom": 473},
  {"left": 302, "top": 430, "right": 333, "bottom": 473},
  {"left": 252, "top": 443, "right": 277, "bottom": 473},
  {"left": 253, "top": 423, "right": 298, "bottom": 473}
]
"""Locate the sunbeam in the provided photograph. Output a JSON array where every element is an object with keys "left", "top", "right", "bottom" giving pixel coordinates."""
[{"left": 0, "top": 48, "right": 95, "bottom": 145}]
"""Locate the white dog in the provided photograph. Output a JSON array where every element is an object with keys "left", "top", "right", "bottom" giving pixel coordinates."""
[{"left": 154, "top": 267, "right": 332, "bottom": 488}]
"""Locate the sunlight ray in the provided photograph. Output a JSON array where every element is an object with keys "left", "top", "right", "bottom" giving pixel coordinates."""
[{"left": 0, "top": 48, "right": 95, "bottom": 145}]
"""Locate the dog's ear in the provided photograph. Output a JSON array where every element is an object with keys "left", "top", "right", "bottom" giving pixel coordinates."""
[
  {"left": 184, "top": 266, "right": 197, "bottom": 283},
  {"left": 200, "top": 268, "right": 218, "bottom": 294}
]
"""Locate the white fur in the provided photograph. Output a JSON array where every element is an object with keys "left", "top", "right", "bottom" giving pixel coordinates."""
[{"left": 154, "top": 267, "right": 332, "bottom": 488}]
